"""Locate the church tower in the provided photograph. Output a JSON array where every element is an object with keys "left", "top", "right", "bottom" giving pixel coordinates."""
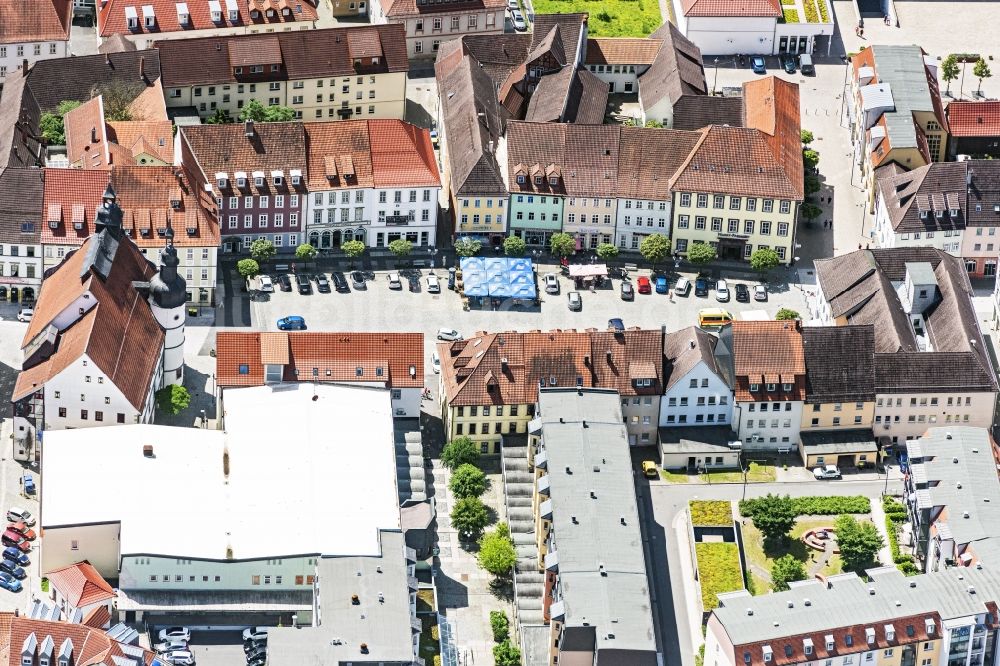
[{"left": 148, "top": 223, "right": 187, "bottom": 386}]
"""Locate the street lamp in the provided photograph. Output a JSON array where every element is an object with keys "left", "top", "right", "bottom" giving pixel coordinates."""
[
  {"left": 884, "top": 464, "right": 892, "bottom": 496},
  {"left": 713, "top": 58, "right": 719, "bottom": 95}
]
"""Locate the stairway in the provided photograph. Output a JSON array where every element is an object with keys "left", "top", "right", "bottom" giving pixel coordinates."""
[{"left": 502, "top": 442, "right": 545, "bottom": 626}]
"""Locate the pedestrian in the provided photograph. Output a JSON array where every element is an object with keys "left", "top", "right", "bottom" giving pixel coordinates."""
[
  {"left": 858, "top": 243, "right": 862, "bottom": 250},
  {"left": 866, "top": 243, "right": 870, "bottom": 249}
]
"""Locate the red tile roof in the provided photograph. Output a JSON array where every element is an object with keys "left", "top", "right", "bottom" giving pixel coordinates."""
[
  {"left": 680, "top": 0, "right": 780, "bottom": 17},
  {"left": 0, "top": 0, "right": 72, "bottom": 43},
  {"left": 64, "top": 98, "right": 111, "bottom": 169},
  {"left": 584, "top": 38, "right": 662, "bottom": 66},
  {"left": 82, "top": 605, "right": 112, "bottom": 629},
  {"left": 731, "top": 320, "right": 805, "bottom": 401},
  {"left": 4, "top": 613, "right": 157, "bottom": 666},
  {"left": 98, "top": 0, "right": 318, "bottom": 38},
  {"left": 377, "top": 0, "right": 505, "bottom": 18},
  {"left": 45, "top": 561, "right": 115, "bottom": 608},
  {"left": 303, "top": 121, "right": 376, "bottom": 190},
  {"left": 368, "top": 119, "right": 441, "bottom": 189},
  {"left": 106, "top": 120, "right": 175, "bottom": 163},
  {"left": 215, "top": 331, "right": 425, "bottom": 388},
  {"left": 947, "top": 100, "right": 1000, "bottom": 137}
]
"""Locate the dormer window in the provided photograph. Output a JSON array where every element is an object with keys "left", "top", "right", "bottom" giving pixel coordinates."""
[
  {"left": 237, "top": 177, "right": 247, "bottom": 188},
  {"left": 290, "top": 169, "right": 302, "bottom": 185},
  {"left": 766, "top": 383, "right": 776, "bottom": 392},
  {"left": 950, "top": 208, "right": 959, "bottom": 217},
  {"left": 935, "top": 209, "right": 944, "bottom": 219},
  {"left": 250, "top": 65, "right": 263, "bottom": 73},
  {"left": 210, "top": 0, "right": 222, "bottom": 21},
  {"left": 142, "top": 4, "right": 155, "bottom": 27},
  {"left": 372, "top": 57, "right": 380, "bottom": 65},
  {"left": 229, "top": 9, "right": 238, "bottom": 20},
  {"left": 534, "top": 176, "right": 542, "bottom": 186},
  {"left": 356, "top": 367, "right": 363, "bottom": 376},
  {"left": 215, "top": 172, "right": 228, "bottom": 189},
  {"left": 234, "top": 66, "right": 242, "bottom": 75},
  {"left": 516, "top": 175, "right": 526, "bottom": 185},
  {"left": 254, "top": 172, "right": 265, "bottom": 187},
  {"left": 176, "top": 2, "right": 190, "bottom": 25},
  {"left": 749, "top": 383, "right": 759, "bottom": 392},
  {"left": 125, "top": 6, "right": 138, "bottom": 28},
  {"left": 919, "top": 210, "right": 928, "bottom": 219},
  {"left": 782, "top": 383, "right": 792, "bottom": 391},
  {"left": 549, "top": 177, "right": 558, "bottom": 187}
]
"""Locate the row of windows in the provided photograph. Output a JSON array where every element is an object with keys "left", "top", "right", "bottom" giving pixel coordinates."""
[
  {"left": 748, "top": 402, "right": 793, "bottom": 412},
  {"left": 876, "top": 396, "right": 974, "bottom": 407},
  {"left": 316, "top": 208, "right": 367, "bottom": 224},
  {"left": 810, "top": 416, "right": 865, "bottom": 426},
  {"left": 455, "top": 421, "right": 520, "bottom": 436},
  {"left": 315, "top": 190, "right": 366, "bottom": 205},
  {"left": 811, "top": 402, "right": 866, "bottom": 411},
  {"left": 0, "top": 245, "right": 35, "bottom": 256},
  {"left": 666, "top": 395, "right": 729, "bottom": 406},
  {"left": 149, "top": 574, "right": 223, "bottom": 583},
  {"left": 678, "top": 193, "right": 791, "bottom": 214},
  {"left": 0, "top": 43, "right": 59, "bottom": 59},
  {"left": 664, "top": 413, "right": 727, "bottom": 424},
  {"left": 875, "top": 413, "right": 972, "bottom": 424},
  {"left": 587, "top": 64, "right": 638, "bottom": 75},
  {"left": 567, "top": 214, "right": 612, "bottom": 225},
  {"left": 237, "top": 234, "right": 299, "bottom": 248},
  {"left": 746, "top": 419, "right": 794, "bottom": 429},
  {"left": 0, "top": 264, "right": 36, "bottom": 278},
  {"left": 460, "top": 214, "right": 504, "bottom": 226},
  {"left": 622, "top": 217, "right": 667, "bottom": 228},
  {"left": 461, "top": 198, "right": 504, "bottom": 209},
  {"left": 223, "top": 195, "right": 299, "bottom": 209},
  {"left": 676, "top": 216, "right": 790, "bottom": 237},
  {"left": 56, "top": 408, "right": 127, "bottom": 423},
  {"left": 455, "top": 404, "right": 525, "bottom": 418},
  {"left": 413, "top": 14, "right": 493, "bottom": 31},
  {"left": 226, "top": 214, "right": 300, "bottom": 229},
  {"left": 187, "top": 76, "right": 380, "bottom": 99}
]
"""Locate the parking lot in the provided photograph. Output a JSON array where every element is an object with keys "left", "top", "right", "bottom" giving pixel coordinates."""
[{"left": 250, "top": 263, "right": 813, "bottom": 360}]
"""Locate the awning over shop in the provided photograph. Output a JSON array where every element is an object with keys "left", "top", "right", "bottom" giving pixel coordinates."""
[{"left": 567, "top": 264, "right": 608, "bottom": 278}]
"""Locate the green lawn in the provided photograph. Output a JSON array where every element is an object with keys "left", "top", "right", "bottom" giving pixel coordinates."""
[
  {"left": 703, "top": 462, "right": 776, "bottom": 484},
  {"left": 690, "top": 501, "right": 732, "bottom": 527},
  {"left": 533, "top": 0, "right": 663, "bottom": 36},
  {"left": 661, "top": 470, "right": 690, "bottom": 483},
  {"left": 695, "top": 542, "right": 745, "bottom": 610},
  {"left": 742, "top": 517, "right": 853, "bottom": 593}
]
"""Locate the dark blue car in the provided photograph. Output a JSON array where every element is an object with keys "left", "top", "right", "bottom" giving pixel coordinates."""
[
  {"left": 0, "top": 560, "right": 25, "bottom": 579},
  {"left": 276, "top": 316, "right": 306, "bottom": 331},
  {"left": 751, "top": 56, "right": 766, "bottom": 74},
  {"left": 655, "top": 276, "right": 669, "bottom": 294},
  {"left": 2, "top": 547, "right": 28, "bottom": 567},
  {"left": 0, "top": 572, "right": 21, "bottom": 593}
]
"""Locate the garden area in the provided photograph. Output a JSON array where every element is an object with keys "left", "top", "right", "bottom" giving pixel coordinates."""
[
  {"left": 662, "top": 462, "right": 776, "bottom": 484},
  {"left": 532, "top": 0, "right": 663, "bottom": 37},
  {"left": 695, "top": 542, "right": 745, "bottom": 610}
]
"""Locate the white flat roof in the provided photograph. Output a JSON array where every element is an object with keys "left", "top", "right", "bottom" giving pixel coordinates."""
[{"left": 42, "top": 384, "right": 400, "bottom": 561}]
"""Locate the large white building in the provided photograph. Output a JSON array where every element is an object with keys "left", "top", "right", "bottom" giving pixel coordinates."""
[
  {"left": 41, "top": 383, "right": 402, "bottom": 623},
  {"left": 12, "top": 185, "right": 186, "bottom": 454},
  {"left": 671, "top": 0, "right": 833, "bottom": 56},
  {"left": 0, "top": 0, "right": 71, "bottom": 85},
  {"left": 661, "top": 327, "right": 733, "bottom": 428}
]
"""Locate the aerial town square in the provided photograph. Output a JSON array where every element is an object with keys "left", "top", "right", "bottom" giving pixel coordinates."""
[{"left": 4, "top": 0, "right": 1000, "bottom": 663}]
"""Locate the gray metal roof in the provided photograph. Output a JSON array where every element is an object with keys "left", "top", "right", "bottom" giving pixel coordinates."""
[
  {"left": 799, "top": 428, "right": 877, "bottom": 455},
  {"left": 905, "top": 427, "right": 1000, "bottom": 550},
  {"left": 659, "top": 425, "right": 739, "bottom": 454},
  {"left": 267, "top": 530, "right": 417, "bottom": 665},
  {"left": 714, "top": 564, "right": 1000, "bottom": 647},
  {"left": 870, "top": 45, "right": 936, "bottom": 149},
  {"left": 538, "top": 388, "right": 656, "bottom": 656}
]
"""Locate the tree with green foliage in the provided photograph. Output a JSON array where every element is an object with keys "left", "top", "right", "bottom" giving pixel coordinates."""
[
  {"left": 478, "top": 523, "right": 516, "bottom": 576},
  {"left": 451, "top": 497, "right": 490, "bottom": 539},
  {"left": 155, "top": 384, "right": 191, "bottom": 415},
  {"left": 206, "top": 109, "right": 233, "bottom": 124},
  {"left": 441, "top": 436, "right": 480, "bottom": 470},
  {"left": 449, "top": 463, "right": 487, "bottom": 498},
  {"left": 748, "top": 494, "right": 797, "bottom": 543},
  {"left": 92, "top": 80, "right": 146, "bottom": 121},
  {"left": 803, "top": 149, "right": 820, "bottom": 171},
  {"left": 835, "top": 514, "right": 884, "bottom": 571},
  {"left": 639, "top": 233, "right": 671, "bottom": 269},
  {"left": 455, "top": 237, "right": 483, "bottom": 257},
  {"left": 39, "top": 100, "right": 82, "bottom": 145},
  {"left": 770, "top": 554, "right": 807, "bottom": 592},
  {"left": 687, "top": 242, "right": 717, "bottom": 265},
  {"left": 502, "top": 235, "right": 526, "bottom": 257},
  {"left": 493, "top": 641, "right": 522, "bottom": 666},
  {"left": 549, "top": 232, "right": 576, "bottom": 258},
  {"left": 341, "top": 239, "right": 366, "bottom": 261},
  {"left": 974, "top": 57, "right": 993, "bottom": 95},
  {"left": 800, "top": 202, "right": 823, "bottom": 222},
  {"left": 750, "top": 247, "right": 781, "bottom": 272},
  {"left": 805, "top": 174, "right": 821, "bottom": 196},
  {"left": 250, "top": 239, "right": 276, "bottom": 263},
  {"left": 596, "top": 243, "right": 619, "bottom": 260},
  {"left": 237, "top": 258, "right": 260, "bottom": 279},
  {"left": 295, "top": 244, "right": 318, "bottom": 261},
  {"left": 238, "top": 100, "right": 297, "bottom": 123},
  {"left": 775, "top": 308, "right": 800, "bottom": 321},
  {"left": 644, "top": 119, "right": 664, "bottom": 128},
  {"left": 489, "top": 611, "right": 510, "bottom": 642},
  {"left": 800, "top": 129, "right": 814, "bottom": 145},
  {"left": 388, "top": 239, "right": 413, "bottom": 258},
  {"left": 941, "top": 54, "right": 960, "bottom": 96}
]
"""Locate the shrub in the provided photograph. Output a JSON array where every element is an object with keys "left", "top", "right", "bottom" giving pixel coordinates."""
[
  {"left": 739, "top": 496, "right": 870, "bottom": 517},
  {"left": 155, "top": 385, "right": 191, "bottom": 415},
  {"left": 596, "top": 243, "right": 619, "bottom": 260},
  {"left": 782, "top": 7, "right": 799, "bottom": 22},
  {"left": 802, "top": 0, "right": 819, "bottom": 22},
  {"left": 817, "top": 0, "right": 829, "bottom": 21},
  {"left": 490, "top": 610, "right": 510, "bottom": 642},
  {"left": 479, "top": 524, "right": 516, "bottom": 576},
  {"left": 776, "top": 308, "right": 800, "bottom": 321},
  {"left": 493, "top": 641, "right": 521, "bottom": 666},
  {"left": 689, "top": 500, "right": 732, "bottom": 527},
  {"left": 389, "top": 239, "right": 413, "bottom": 258},
  {"left": 687, "top": 242, "right": 717, "bottom": 265},
  {"left": 456, "top": 237, "right": 483, "bottom": 257},
  {"left": 295, "top": 243, "right": 318, "bottom": 261},
  {"left": 836, "top": 514, "right": 884, "bottom": 572},
  {"left": 771, "top": 554, "right": 807, "bottom": 592},
  {"left": 237, "top": 258, "right": 260, "bottom": 279},
  {"left": 250, "top": 239, "right": 276, "bottom": 263},
  {"left": 502, "top": 235, "right": 525, "bottom": 257}
]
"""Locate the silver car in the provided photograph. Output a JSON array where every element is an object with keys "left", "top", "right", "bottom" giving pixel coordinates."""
[
  {"left": 511, "top": 9, "right": 526, "bottom": 30},
  {"left": 715, "top": 279, "right": 730, "bottom": 302},
  {"left": 567, "top": 291, "right": 582, "bottom": 311},
  {"left": 426, "top": 274, "right": 441, "bottom": 293},
  {"left": 543, "top": 273, "right": 560, "bottom": 294}
]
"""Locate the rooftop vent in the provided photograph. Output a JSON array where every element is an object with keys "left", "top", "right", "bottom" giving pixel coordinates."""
[
  {"left": 351, "top": 594, "right": 360, "bottom": 605},
  {"left": 746, "top": 609, "right": 754, "bottom": 616},
  {"left": 803, "top": 599, "right": 811, "bottom": 606},
  {"left": 142, "top": 445, "right": 154, "bottom": 457}
]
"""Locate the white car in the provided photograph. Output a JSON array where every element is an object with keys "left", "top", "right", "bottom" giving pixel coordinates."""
[
  {"left": 715, "top": 279, "right": 730, "bottom": 302},
  {"left": 155, "top": 640, "right": 189, "bottom": 654},
  {"left": 162, "top": 649, "right": 195, "bottom": 665},
  {"left": 258, "top": 275, "right": 274, "bottom": 293},
  {"left": 431, "top": 351, "right": 441, "bottom": 374},
  {"left": 567, "top": 291, "right": 582, "bottom": 311},
  {"left": 511, "top": 9, "right": 526, "bottom": 30},
  {"left": 437, "top": 328, "right": 463, "bottom": 341},
  {"left": 506, "top": 0, "right": 517, "bottom": 8},
  {"left": 243, "top": 627, "right": 269, "bottom": 642},
  {"left": 6, "top": 507, "right": 34, "bottom": 527},
  {"left": 754, "top": 284, "right": 768, "bottom": 301},
  {"left": 387, "top": 272, "right": 402, "bottom": 289},
  {"left": 543, "top": 273, "right": 559, "bottom": 294},
  {"left": 16, "top": 308, "right": 33, "bottom": 322},
  {"left": 426, "top": 274, "right": 441, "bottom": 293},
  {"left": 813, "top": 465, "right": 841, "bottom": 480},
  {"left": 158, "top": 627, "right": 191, "bottom": 643}
]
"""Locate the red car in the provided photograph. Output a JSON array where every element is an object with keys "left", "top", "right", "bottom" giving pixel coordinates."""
[
  {"left": 7, "top": 523, "right": 35, "bottom": 541},
  {"left": 637, "top": 276, "right": 652, "bottom": 294},
  {"left": 1, "top": 531, "right": 30, "bottom": 553}
]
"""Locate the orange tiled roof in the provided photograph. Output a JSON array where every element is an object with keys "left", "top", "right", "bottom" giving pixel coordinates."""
[
  {"left": 584, "top": 38, "right": 662, "bottom": 66},
  {"left": 64, "top": 98, "right": 111, "bottom": 169},
  {"left": 6, "top": 614, "right": 156, "bottom": 666},
  {"left": 947, "top": 100, "right": 1000, "bottom": 137},
  {"left": 731, "top": 320, "right": 805, "bottom": 401},
  {"left": 45, "top": 562, "right": 115, "bottom": 608},
  {"left": 368, "top": 120, "right": 440, "bottom": 189},
  {"left": 303, "top": 121, "right": 375, "bottom": 190},
  {"left": 0, "top": 0, "right": 72, "bottom": 43},
  {"left": 679, "top": 0, "right": 780, "bottom": 17},
  {"left": 98, "top": 0, "right": 318, "bottom": 38},
  {"left": 106, "top": 120, "right": 175, "bottom": 163},
  {"left": 216, "top": 331, "right": 425, "bottom": 388},
  {"left": 82, "top": 605, "right": 112, "bottom": 629}
]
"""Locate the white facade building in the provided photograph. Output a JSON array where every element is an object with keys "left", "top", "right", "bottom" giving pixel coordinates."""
[
  {"left": 0, "top": 0, "right": 71, "bottom": 85},
  {"left": 661, "top": 327, "right": 734, "bottom": 427},
  {"left": 671, "top": 2, "right": 833, "bottom": 56}
]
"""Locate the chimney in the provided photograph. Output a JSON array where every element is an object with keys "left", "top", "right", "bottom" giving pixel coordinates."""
[
  {"left": 143, "top": 445, "right": 154, "bottom": 457},
  {"left": 91, "top": 127, "right": 97, "bottom": 143},
  {"left": 689, "top": 339, "right": 696, "bottom": 349},
  {"left": 244, "top": 120, "right": 255, "bottom": 138},
  {"left": 139, "top": 55, "right": 146, "bottom": 82}
]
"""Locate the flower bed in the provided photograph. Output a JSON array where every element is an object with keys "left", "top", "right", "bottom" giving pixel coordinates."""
[
  {"left": 816, "top": 0, "right": 829, "bottom": 22},
  {"left": 782, "top": 8, "right": 799, "bottom": 22},
  {"left": 802, "top": 0, "right": 820, "bottom": 23},
  {"left": 695, "top": 542, "right": 744, "bottom": 610}
]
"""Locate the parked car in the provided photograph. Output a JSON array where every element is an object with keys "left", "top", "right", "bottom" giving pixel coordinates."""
[
  {"left": 754, "top": 284, "right": 768, "bottom": 302},
  {"left": 734, "top": 283, "right": 750, "bottom": 303},
  {"left": 16, "top": 308, "right": 32, "bottom": 323},
  {"left": 0, "top": 560, "right": 25, "bottom": 579},
  {"left": 243, "top": 627, "right": 269, "bottom": 642},
  {"left": 637, "top": 276, "right": 652, "bottom": 294},
  {"left": 608, "top": 318, "right": 625, "bottom": 332},
  {"left": 751, "top": 56, "right": 766, "bottom": 74},
  {"left": 159, "top": 627, "right": 192, "bottom": 643},
  {"left": 278, "top": 274, "right": 292, "bottom": 292},
  {"left": 387, "top": 272, "right": 402, "bottom": 289},
  {"left": 0, "top": 572, "right": 22, "bottom": 593},
  {"left": 694, "top": 277, "right": 709, "bottom": 297},
  {"left": 276, "top": 315, "right": 307, "bottom": 331},
  {"left": 511, "top": 9, "right": 526, "bottom": 30},
  {"left": 246, "top": 655, "right": 267, "bottom": 666},
  {"left": 799, "top": 53, "right": 815, "bottom": 75},
  {"left": 314, "top": 274, "right": 331, "bottom": 293},
  {"left": 436, "top": 328, "right": 463, "bottom": 341},
  {"left": 155, "top": 640, "right": 189, "bottom": 654},
  {"left": 258, "top": 275, "right": 274, "bottom": 293},
  {"left": 431, "top": 351, "right": 441, "bottom": 374},
  {"left": 2, "top": 547, "right": 28, "bottom": 567},
  {"left": 620, "top": 281, "right": 634, "bottom": 301},
  {"left": 642, "top": 461, "right": 658, "bottom": 479},
  {"left": 295, "top": 273, "right": 312, "bottom": 295},
  {"left": 506, "top": 0, "right": 517, "bottom": 8},
  {"left": 350, "top": 271, "right": 367, "bottom": 290},
  {"left": 567, "top": 291, "right": 582, "bottom": 311},
  {"left": 426, "top": 274, "right": 441, "bottom": 293},
  {"left": 674, "top": 276, "right": 691, "bottom": 296},
  {"left": 715, "top": 279, "right": 730, "bottom": 302},
  {"left": 21, "top": 475, "right": 34, "bottom": 495},
  {"left": 245, "top": 645, "right": 267, "bottom": 660},
  {"left": 655, "top": 276, "right": 668, "bottom": 294},
  {"left": 1, "top": 531, "right": 28, "bottom": 552},
  {"left": 813, "top": 465, "right": 842, "bottom": 480},
  {"left": 7, "top": 523, "right": 35, "bottom": 541},
  {"left": 782, "top": 53, "right": 796, "bottom": 74},
  {"left": 6, "top": 508, "right": 33, "bottom": 527},
  {"left": 331, "top": 272, "right": 350, "bottom": 293},
  {"left": 543, "top": 273, "right": 560, "bottom": 294},
  {"left": 162, "top": 649, "right": 195, "bottom": 665}
]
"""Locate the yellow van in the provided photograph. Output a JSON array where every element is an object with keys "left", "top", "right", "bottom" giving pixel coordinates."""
[{"left": 698, "top": 308, "right": 734, "bottom": 329}]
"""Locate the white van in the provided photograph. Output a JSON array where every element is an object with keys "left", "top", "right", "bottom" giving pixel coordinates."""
[{"left": 7, "top": 507, "right": 34, "bottom": 527}]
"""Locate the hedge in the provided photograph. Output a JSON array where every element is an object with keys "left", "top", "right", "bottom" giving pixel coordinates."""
[
  {"left": 695, "top": 542, "right": 744, "bottom": 610},
  {"left": 885, "top": 514, "right": 919, "bottom": 576},
  {"left": 882, "top": 496, "right": 908, "bottom": 523},
  {"left": 739, "top": 496, "right": 870, "bottom": 517},
  {"left": 690, "top": 500, "right": 732, "bottom": 527}
]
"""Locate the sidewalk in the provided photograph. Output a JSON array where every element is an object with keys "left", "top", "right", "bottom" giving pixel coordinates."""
[
  {"left": 672, "top": 511, "right": 706, "bottom": 657},
  {"left": 868, "top": 495, "right": 894, "bottom": 566}
]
